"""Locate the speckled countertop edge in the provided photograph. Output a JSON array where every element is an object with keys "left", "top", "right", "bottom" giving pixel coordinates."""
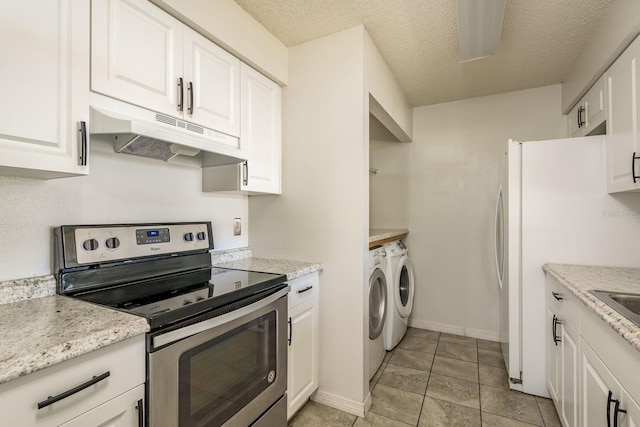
[
  {"left": 369, "top": 228, "right": 409, "bottom": 244},
  {"left": 213, "top": 257, "right": 321, "bottom": 280},
  {"left": 543, "top": 264, "right": 640, "bottom": 352},
  {"left": 210, "top": 247, "right": 252, "bottom": 264},
  {"left": 0, "top": 275, "right": 149, "bottom": 385}
]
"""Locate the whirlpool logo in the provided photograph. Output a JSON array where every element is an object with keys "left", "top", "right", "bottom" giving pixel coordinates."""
[{"left": 150, "top": 247, "right": 161, "bottom": 251}]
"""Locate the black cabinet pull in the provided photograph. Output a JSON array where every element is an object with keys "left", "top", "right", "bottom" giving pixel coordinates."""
[
  {"left": 136, "top": 398, "right": 144, "bottom": 427},
  {"left": 297, "top": 286, "right": 313, "bottom": 294},
  {"left": 37, "top": 371, "right": 110, "bottom": 409},
  {"left": 188, "top": 81, "right": 194, "bottom": 115},
  {"left": 577, "top": 106, "right": 586, "bottom": 128},
  {"left": 608, "top": 390, "right": 614, "bottom": 427},
  {"left": 614, "top": 399, "right": 627, "bottom": 427},
  {"left": 633, "top": 152, "right": 640, "bottom": 183},
  {"left": 552, "top": 315, "right": 561, "bottom": 346},
  {"left": 242, "top": 161, "right": 249, "bottom": 186},
  {"left": 552, "top": 291, "right": 563, "bottom": 301},
  {"left": 177, "top": 77, "right": 184, "bottom": 112},
  {"left": 288, "top": 317, "right": 292, "bottom": 346},
  {"left": 78, "top": 121, "right": 87, "bottom": 166}
]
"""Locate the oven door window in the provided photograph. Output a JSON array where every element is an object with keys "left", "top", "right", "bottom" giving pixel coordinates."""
[{"left": 178, "top": 311, "right": 277, "bottom": 426}]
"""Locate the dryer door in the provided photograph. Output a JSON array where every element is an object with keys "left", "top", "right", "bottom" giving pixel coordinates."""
[
  {"left": 369, "top": 268, "right": 387, "bottom": 339},
  {"left": 395, "top": 256, "right": 415, "bottom": 318}
]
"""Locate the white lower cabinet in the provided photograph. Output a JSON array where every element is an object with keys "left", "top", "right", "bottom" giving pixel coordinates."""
[
  {"left": 59, "top": 385, "right": 144, "bottom": 427},
  {"left": 582, "top": 341, "right": 640, "bottom": 427},
  {"left": 0, "top": 335, "right": 145, "bottom": 427},
  {"left": 546, "top": 274, "right": 640, "bottom": 427},
  {"left": 287, "top": 273, "right": 319, "bottom": 419}
]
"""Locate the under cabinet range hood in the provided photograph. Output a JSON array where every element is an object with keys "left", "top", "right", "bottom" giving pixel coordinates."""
[{"left": 89, "top": 93, "right": 246, "bottom": 166}]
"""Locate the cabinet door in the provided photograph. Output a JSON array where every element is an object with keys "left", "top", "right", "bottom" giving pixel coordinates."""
[
  {"left": 560, "top": 321, "right": 579, "bottom": 427},
  {"left": 0, "top": 0, "right": 89, "bottom": 179},
  {"left": 568, "top": 102, "right": 585, "bottom": 137},
  {"left": 287, "top": 299, "right": 318, "bottom": 419},
  {"left": 547, "top": 308, "right": 561, "bottom": 403},
  {"left": 59, "top": 385, "right": 144, "bottom": 427},
  {"left": 582, "top": 340, "right": 623, "bottom": 427},
  {"left": 183, "top": 29, "right": 240, "bottom": 137},
  {"left": 606, "top": 35, "right": 640, "bottom": 193},
  {"left": 240, "top": 64, "right": 282, "bottom": 194},
  {"left": 584, "top": 75, "right": 606, "bottom": 134},
  {"left": 621, "top": 389, "right": 640, "bottom": 427},
  {"left": 91, "top": 0, "right": 183, "bottom": 117}
]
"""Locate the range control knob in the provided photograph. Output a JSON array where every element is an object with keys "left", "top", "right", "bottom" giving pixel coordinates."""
[
  {"left": 196, "top": 232, "right": 206, "bottom": 241},
  {"left": 184, "top": 232, "right": 194, "bottom": 242},
  {"left": 82, "top": 238, "right": 99, "bottom": 251},
  {"left": 105, "top": 237, "right": 120, "bottom": 249}
]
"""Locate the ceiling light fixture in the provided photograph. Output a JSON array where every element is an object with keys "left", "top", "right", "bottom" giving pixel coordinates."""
[{"left": 456, "top": 0, "right": 506, "bottom": 62}]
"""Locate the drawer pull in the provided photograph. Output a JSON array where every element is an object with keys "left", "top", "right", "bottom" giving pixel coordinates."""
[
  {"left": 297, "top": 285, "right": 313, "bottom": 294},
  {"left": 552, "top": 291, "right": 563, "bottom": 301},
  {"left": 136, "top": 398, "right": 144, "bottom": 427},
  {"left": 288, "top": 317, "right": 292, "bottom": 346},
  {"left": 37, "top": 371, "right": 110, "bottom": 409}
]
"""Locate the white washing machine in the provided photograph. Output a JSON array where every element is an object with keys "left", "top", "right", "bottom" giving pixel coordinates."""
[
  {"left": 368, "top": 247, "right": 388, "bottom": 380},
  {"left": 382, "top": 240, "right": 415, "bottom": 351}
]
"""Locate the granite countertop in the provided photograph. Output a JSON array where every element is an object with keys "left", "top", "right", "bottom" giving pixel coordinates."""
[
  {"left": 369, "top": 228, "right": 409, "bottom": 246},
  {"left": 0, "top": 276, "right": 149, "bottom": 386},
  {"left": 213, "top": 257, "right": 321, "bottom": 280},
  {"left": 543, "top": 264, "right": 640, "bottom": 352}
]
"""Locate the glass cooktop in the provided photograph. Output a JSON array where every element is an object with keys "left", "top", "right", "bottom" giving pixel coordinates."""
[{"left": 74, "top": 267, "right": 287, "bottom": 329}]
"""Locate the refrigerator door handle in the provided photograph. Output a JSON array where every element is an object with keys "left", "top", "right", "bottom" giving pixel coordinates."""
[{"left": 494, "top": 185, "right": 505, "bottom": 290}]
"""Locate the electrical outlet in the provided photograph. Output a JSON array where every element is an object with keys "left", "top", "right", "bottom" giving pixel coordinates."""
[{"left": 233, "top": 218, "right": 241, "bottom": 236}]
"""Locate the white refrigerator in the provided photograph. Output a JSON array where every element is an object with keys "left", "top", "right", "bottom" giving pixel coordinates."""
[{"left": 495, "top": 135, "right": 640, "bottom": 397}]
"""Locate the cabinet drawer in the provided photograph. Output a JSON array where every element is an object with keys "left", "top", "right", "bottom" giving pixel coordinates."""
[
  {"left": 288, "top": 272, "right": 319, "bottom": 309},
  {"left": 0, "top": 335, "right": 145, "bottom": 427},
  {"left": 546, "top": 276, "right": 580, "bottom": 331}
]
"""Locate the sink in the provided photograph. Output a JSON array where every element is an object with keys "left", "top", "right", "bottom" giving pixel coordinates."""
[{"left": 590, "top": 290, "right": 640, "bottom": 327}]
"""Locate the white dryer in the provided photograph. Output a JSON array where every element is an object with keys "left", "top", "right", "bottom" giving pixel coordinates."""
[
  {"left": 368, "top": 247, "right": 388, "bottom": 380},
  {"left": 382, "top": 240, "right": 415, "bottom": 351}
]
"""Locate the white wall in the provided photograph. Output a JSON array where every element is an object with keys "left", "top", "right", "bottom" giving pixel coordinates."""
[
  {"left": 0, "top": 141, "right": 248, "bottom": 281},
  {"left": 249, "top": 26, "right": 370, "bottom": 414},
  {"left": 151, "top": 0, "right": 288, "bottom": 85},
  {"left": 364, "top": 32, "right": 413, "bottom": 141},
  {"left": 369, "top": 117, "right": 410, "bottom": 228},
  {"left": 408, "top": 85, "right": 567, "bottom": 340}
]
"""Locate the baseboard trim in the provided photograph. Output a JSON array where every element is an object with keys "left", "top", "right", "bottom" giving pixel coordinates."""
[
  {"left": 311, "top": 389, "right": 367, "bottom": 418},
  {"left": 407, "top": 319, "right": 500, "bottom": 342}
]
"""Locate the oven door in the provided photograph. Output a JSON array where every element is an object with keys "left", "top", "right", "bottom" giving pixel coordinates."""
[{"left": 148, "top": 288, "right": 288, "bottom": 427}]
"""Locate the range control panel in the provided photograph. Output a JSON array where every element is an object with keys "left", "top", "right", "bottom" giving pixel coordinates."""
[{"left": 63, "top": 223, "right": 213, "bottom": 266}]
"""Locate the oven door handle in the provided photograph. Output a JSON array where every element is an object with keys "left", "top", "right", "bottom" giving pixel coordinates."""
[{"left": 152, "top": 286, "right": 290, "bottom": 348}]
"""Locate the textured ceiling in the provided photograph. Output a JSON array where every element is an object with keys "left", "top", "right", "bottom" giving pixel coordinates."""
[{"left": 233, "top": 0, "right": 613, "bottom": 107}]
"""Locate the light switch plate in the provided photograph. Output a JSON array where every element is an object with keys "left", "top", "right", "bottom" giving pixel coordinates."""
[{"left": 233, "top": 218, "right": 241, "bottom": 236}]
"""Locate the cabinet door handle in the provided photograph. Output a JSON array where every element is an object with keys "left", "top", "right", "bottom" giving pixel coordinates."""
[
  {"left": 552, "top": 315, "right": 561, "bottom": 346},
  {"left": 242, "top": 161, "right": 249, "bottom": 186},
  {"left": 78, "top": 121, "right": 87, "bottom": 166},
  {"left": 633, "top": 152, "right": 640, "bottom": 183},
  {"left": 37, "top": 371, "right": 110, "bottom": 409},
  {"left": 608, "top": 390, "right": 614, "bottom": 427},
  {"left": 288, "top": 317, "right": 292, "bottom": 346},
  {"left": 136, "top": 398, "right": 144, "bottom": 427},
  {"left": 188, "top": 81, "right": 194, "bottom": 115},
  {"left": 552, "top": 291, "right": 563, "bottom": 301},
  {"left": 577, "top": 106, "right": 585, "bottom": 128},
  {"left": 614, "top": 399, "right": 627, "bottom": 427},
  {"left": 177, "top": 77, "right": 184, "bottom": 112},
  {"left": 297, "top": 285, "right": 313, "bottom": 294}
]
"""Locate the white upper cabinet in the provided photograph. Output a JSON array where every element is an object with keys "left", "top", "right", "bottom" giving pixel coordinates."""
[
  {"left": 91, "top": 0, "right": 240, "bottom": 137},
  {"left": 606, "top": 35, "right": 640, "bottom": 193},
  {"left": 91, "top": 0, "right": 183, "bottom": 118},
  {"left": 240, "top": 64, "right": 282, "bottom": 194},
  {"left": 184, "top": 30, "right": 240, "bottom": 138},
  {"left": 568, "top": 75, "right": 606, "bottom": 138},
  {"left": 0, "top": 0, "right": 89, "bottom": 179}
]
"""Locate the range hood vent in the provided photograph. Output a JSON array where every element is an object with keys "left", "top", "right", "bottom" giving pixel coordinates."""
[{"left": 89, "top": 93, "right": 246, "bottom": 166}]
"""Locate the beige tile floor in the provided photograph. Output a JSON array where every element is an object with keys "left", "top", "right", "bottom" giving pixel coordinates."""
[{"left": 289, "top": 328, "right": 562, "bottom": 427}]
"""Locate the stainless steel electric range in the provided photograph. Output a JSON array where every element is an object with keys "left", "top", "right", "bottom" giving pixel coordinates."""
[{"left": 54, "top": 222, "right": 289, "bottom": 427}]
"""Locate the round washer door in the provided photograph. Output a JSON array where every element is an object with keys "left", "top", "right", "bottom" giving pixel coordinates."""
[
  {"left": 369, "top": 268, "right": 387, "bottom": 339},
  {"left": 394, "top": 255, "right": 414, "bottom": 318}
]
